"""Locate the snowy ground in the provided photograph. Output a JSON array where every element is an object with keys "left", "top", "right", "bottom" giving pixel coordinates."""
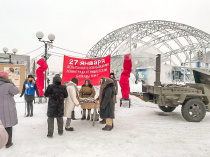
[{"left": 1, "top": 88, "right": 210, "bottom": 157}]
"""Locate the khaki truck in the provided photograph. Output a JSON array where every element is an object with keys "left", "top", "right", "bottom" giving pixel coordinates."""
[{"left": 143, "top": 55, "right": 209, "bottom": 122}]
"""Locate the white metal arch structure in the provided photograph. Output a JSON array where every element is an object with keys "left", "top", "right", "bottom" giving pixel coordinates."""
[{"left": 86, "top": 20, "right": 210, "bottom": 65}]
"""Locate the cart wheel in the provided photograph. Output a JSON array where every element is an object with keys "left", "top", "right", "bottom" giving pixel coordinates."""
[
  {"left": 181, "top": 99, "right": 206, "bottom": 122},
  {"left": 158, "top": 105, "right": 176, "bottom": 112}
]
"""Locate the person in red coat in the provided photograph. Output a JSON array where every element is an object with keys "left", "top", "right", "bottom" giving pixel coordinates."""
[
  {"left": 36, "top": 58, "right": 48, "bottom": 96},
  {"left": 119, "top": 53, "right": 132, "bottom": 99}
]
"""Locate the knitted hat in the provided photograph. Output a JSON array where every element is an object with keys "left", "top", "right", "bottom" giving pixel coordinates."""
[
  {"left": 28, "top": 75, "right": 34, "bottom": 79},
  {"left": 0, "top": 71, "right": 9, "bottom": 78},
  {"left": 53, "top": 75, "right": 62, "bottom": 84}
]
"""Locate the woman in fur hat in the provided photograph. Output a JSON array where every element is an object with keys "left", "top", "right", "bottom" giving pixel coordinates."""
[{"left": 100, "top": 78, "right": 115, "bottom": 131}]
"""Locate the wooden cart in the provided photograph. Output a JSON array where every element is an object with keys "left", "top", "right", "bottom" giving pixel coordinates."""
[{"left": 80, "top": 100, "right": 99, "bottom": 126}]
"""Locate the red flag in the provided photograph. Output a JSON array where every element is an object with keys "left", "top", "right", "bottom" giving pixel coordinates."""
[{"left": 62, "top": 55, "right": 110, "bottom": 86}]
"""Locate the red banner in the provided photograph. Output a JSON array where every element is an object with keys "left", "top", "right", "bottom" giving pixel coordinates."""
[{"left": 62, "top": 55, "right": 110, "bottom": 86}]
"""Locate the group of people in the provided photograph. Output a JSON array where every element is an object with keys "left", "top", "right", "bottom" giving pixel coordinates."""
[
  {"left": 0, "top": 70, "right": 118, "bottom": 148},
  {"left": 44, "top": 72, "right": 118, "bottom": 137}
]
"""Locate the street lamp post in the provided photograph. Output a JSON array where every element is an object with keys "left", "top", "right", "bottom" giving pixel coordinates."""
[
  {"left": 2, "top": 47, "right": 18, "bottom": 63},
  {"left": 36, "top": 31, "right": 55, "bottom": 92}
]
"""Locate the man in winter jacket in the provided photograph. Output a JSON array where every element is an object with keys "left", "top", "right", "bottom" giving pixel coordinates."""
[
  {"left": 44, "top": 75, "right": 68, "bottom": 138},
  {"left": 0, "top": 71, "right": 19, "bottom": 148}
]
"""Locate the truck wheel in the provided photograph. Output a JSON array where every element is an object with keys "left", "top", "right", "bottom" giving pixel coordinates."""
[
  {"left": 158, "top": 105, "right": 176, "bottom": 112},
  {"left": 181, "top": 99, "right": 206, "bottom": 122}
]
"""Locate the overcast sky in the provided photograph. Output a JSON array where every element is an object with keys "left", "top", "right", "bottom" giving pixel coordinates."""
[{"left": 0, "top": 0, "right": 210, "bottom": 72}]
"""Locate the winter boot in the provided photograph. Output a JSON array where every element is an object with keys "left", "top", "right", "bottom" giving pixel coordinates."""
[
  {"left": 81, "top": 116, "right": 86, "bottom": 120},
  {"left": 81, "top": 109, "right": 86, "bottom": 120},
  {"left": 65, "top": 127, "right": 74, "bottom": 131},
  {"left": 102, "top": 118, "right": 113, "bottom": 131},
  {"left": 87, "top": 116, "right": 90, "bottom": 120},
  {"left": 5, "top": 143, "right": 13, "bottom": 148},
  {"left": 26, "top": 103, "right": 30, "bottom": 117},
  {"left": 100, "top": 119, "right": 106, "bottom": 124},
  {"left": 71, "top": 111, "right": 76, "bottom": 120},
  {"left": 5, "top": 127, "right": 13, "bottom": 148},
  {"left": 58, "top": 130, "right": 63, "bottom": 135},
  {"left": 87, "top": 109, "right": 91, "bottom": 120},
  {"left": 102, "top": 125, "right": 112, "bottom": 131},
  {"left": 47, "top": 134, "right": 53, "bottom": 138},
  {"left": 30, "top": 105, "right": 33, "bottom": 117}
]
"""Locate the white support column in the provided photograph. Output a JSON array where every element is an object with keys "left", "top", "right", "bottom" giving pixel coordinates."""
[
  {"left": 130, "top": 30, "right": 132, "bottom": 53},
  {"left": 189, "top": 51, "right": 192, "bottom": 83},
  {"left": 170, "top": 54, "right": 172, "bottom": 82},
  {"left": 205, "top": 49, "right": 207, "bottom": 71},
  {"left": 184, "top": 63, "right": 186, "bottom": 84}
]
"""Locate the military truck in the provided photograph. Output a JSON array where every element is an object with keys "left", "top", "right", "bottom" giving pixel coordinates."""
[{"left": 143, "top": 54, "right": 210, "bottom": 122}]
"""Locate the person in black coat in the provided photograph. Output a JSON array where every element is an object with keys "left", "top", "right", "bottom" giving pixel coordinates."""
[
  {"left": 47, "top": 78, "right": 50, "bottom": 86},
  {"left": 44, "top": 75, "right": 68, "bottom": 138},
  {"left": 110, "top": 72, "right": 118, "bottom": 104},
  {"left": 100, "top": 78, "right": 115, "bottom": 131}
]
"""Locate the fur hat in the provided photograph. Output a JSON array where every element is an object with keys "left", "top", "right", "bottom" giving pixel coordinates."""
[
  {"left": 104, "top": 78, "right": 114, "bottom": 87},
  {"left": 0, "top": 71, "right": 9, "bottom": 78},
  {"left": 110, "top": 72, "right": 115, "bottom": 79},
  {"left": 110, "top": 72, "right": 115, "bottom": 76}
]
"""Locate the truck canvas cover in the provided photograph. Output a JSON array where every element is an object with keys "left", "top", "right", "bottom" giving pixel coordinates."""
[{"left": 193, "top": 69, "right": 210, "bottom": 84}]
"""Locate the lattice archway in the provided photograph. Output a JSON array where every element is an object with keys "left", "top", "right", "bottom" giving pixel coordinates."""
[{"left": 86, "top": 20, "right": 210, "bottom": 64}]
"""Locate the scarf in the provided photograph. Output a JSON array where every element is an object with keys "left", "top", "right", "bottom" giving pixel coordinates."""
[{"left": 0, "top": 77, "right": 12, "bottom": 84}]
